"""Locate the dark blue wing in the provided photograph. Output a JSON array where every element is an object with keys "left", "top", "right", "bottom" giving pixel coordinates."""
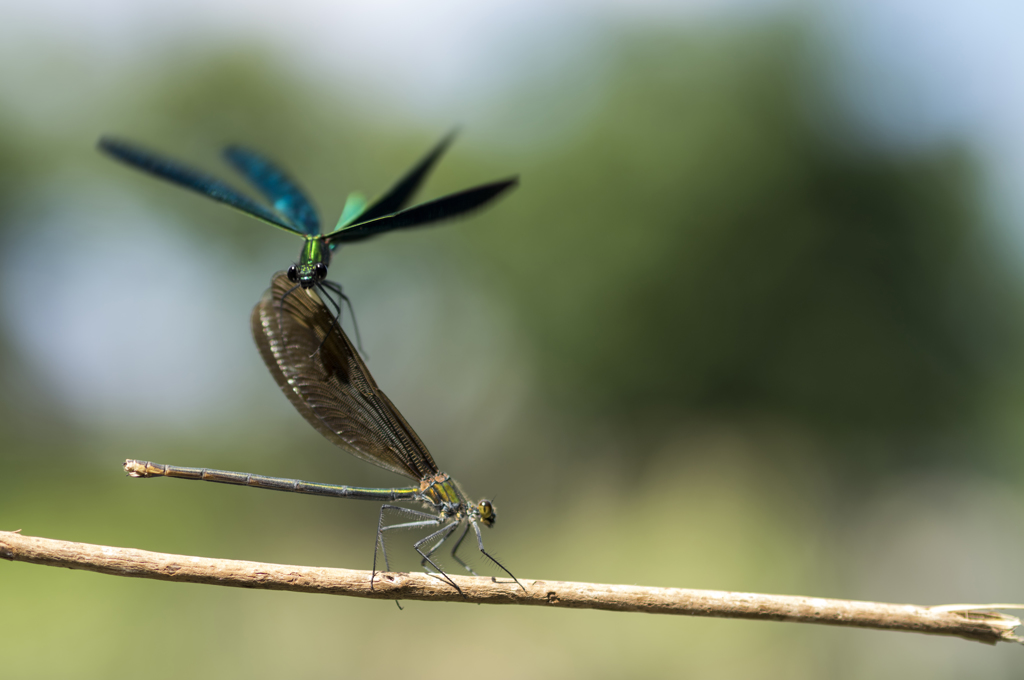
[
  {"left": 98, "top": 137, "right": 303, "bottom": 236},
  {"left": 325, "top": 178, "right": 517, "bottom": 245},
  {"left": 223, "top": 146, "right": 320, "bottom": 236},
  {"left": 345, "top": 131, "right": 456, "bottom": 227}
]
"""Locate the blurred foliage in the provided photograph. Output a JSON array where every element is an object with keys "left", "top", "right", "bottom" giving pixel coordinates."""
[
  {"left": 3, "top": 16, "right": 1024, "bottom": 680},
  {"left": 468, "top": 29, "right": 1020, "bottom": 446},
  {"left": 0, "top": 125, "right": 25, "bottom": 199},
  {"left": 1, "top": 26, "right": 1020, "bottom": 467}
]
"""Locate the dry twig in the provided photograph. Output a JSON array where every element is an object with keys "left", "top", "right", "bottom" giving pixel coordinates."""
[{"left": 2, "top": 530, "right": 1020, "bottom": 645}]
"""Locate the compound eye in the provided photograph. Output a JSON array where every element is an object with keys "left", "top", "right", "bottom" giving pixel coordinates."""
[
  {"left": 479, "top": 500, "right": 493, "bottom": 517},
  {"left": 287, "top": 266, "right": 299, "bottom": 283},
  {"left": 314, "top": 263, "right": 328, "bottom": 281}
]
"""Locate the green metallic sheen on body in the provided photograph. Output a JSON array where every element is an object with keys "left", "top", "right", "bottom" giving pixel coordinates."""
[{"left": 295, "top": 237, "right": 331, "bottom": 284}]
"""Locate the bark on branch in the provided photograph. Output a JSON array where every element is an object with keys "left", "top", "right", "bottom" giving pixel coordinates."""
[{"left": 2, "top": 530, "right": 1020, "bottom": 646}]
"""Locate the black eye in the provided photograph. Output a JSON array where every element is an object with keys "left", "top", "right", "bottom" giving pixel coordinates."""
[
  {"left": 314, "top": 263, "right": 327, "bottom": 280},
  {"left": 287, "top": 266, "right": 298, "bottom": 282}
]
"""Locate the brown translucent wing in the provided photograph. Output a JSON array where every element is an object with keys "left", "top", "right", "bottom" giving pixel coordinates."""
[{"left": 251, "top": 271, "right": 439, "bottom": 481}]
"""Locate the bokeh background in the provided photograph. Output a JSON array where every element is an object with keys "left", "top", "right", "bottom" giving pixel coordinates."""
[{"left": 2, "top": 0, "right": 1023, "bottom": 677}]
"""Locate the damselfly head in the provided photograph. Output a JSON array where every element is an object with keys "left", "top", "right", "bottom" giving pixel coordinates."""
[
  {"left": 288, "top": 262, "right": 328, "bottom": 289},
  {"left": 477, "top": 498, "right": 496, "bottom": 527}
]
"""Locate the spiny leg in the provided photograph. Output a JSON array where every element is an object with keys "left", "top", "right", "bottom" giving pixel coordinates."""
[
  {"left": 449, "top": 523, "right": 479, "bottom": 576},
  {"left": 320, "top": 279, "right": 364, "bottom": 355},
  {"left": 275, "top": 281, "right": 302, "bottom": 335},
  {"left": 418, "top": 519, "right": 463, "bottom": 569},
  {"left": 472, "top": 521, "right": 526, "bottom": 592},
  {"left": 312, "top": 282, "right": 347, "bottom": 356},
  {"left": 371, "top": 505, "right": 440, "bottom": 591},
  {"left": 412, "top": 521, "right": 465, "bottom": 596},
  {"left": 315, "top": 281, "right": 344, "bottom": 322}
]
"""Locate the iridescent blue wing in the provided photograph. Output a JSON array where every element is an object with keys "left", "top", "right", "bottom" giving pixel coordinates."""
[
  {"left": 223, "top": 146, "right": 320, "bottom": 236},
  {"left": 325, "top": 178, "right": 517, "bottom": 245},
  {"left": 98, "top": 137, "right": 303, "bottom": 236},
  {"left": 337, "top": 131, "right": 456, "bottom": 229}
]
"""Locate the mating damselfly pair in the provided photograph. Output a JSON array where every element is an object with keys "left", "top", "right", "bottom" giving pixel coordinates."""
[{"left": 103, "top": 135, "right": 521, "bottom": 595}]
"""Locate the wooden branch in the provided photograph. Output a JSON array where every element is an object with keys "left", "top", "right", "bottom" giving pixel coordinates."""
[{"left": 2, "top": 530, "right": 1020, "bottom": 645}]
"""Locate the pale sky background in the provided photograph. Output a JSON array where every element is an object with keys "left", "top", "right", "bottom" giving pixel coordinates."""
[{"left": 2, "top": 0, "right": 1019, "bottom": 213}]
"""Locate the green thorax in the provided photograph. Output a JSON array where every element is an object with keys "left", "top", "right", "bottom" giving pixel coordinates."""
[{"left": 294, "top": 237, "right": 330, "bottom": 287}]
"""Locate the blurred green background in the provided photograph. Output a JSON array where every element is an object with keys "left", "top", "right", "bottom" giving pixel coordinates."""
[{"left": 2, "top": 1, "right": 1023, "bottom": 678}]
